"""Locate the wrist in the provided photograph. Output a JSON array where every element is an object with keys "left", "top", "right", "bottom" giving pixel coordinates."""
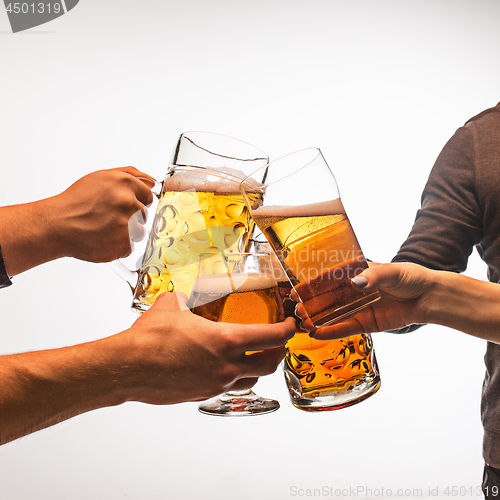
[{"left": 0, "top": 198, "right": 67, "bottom": 276}]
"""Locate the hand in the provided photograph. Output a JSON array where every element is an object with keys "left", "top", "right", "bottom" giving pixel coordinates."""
[
  {"left": 296, "top": 263, "right": 434, "bottom": 340},
  {"left": 0, "top": 292, "right": 296, "bottom": 445},
  {"left": 0, "top": 167, "right": 156, "bottom": 276},
  {"left": 50, "top": 166, "right": 155, "bottom": 262},
  {"left": 114, "top": 292, "right": 297, "bottom": 404}
]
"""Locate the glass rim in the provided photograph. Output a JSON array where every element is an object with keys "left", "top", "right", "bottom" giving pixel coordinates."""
[
  {"left": 166, "top": 165, "right": 257, "bottom": 185},
  {"left": 172, "top": 130, "right": 269, "bottom": 164},
  {"left": 240, "top": 147, "right": 323, "bottom": 189}
]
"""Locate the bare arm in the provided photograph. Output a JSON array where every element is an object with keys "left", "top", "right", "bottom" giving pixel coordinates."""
[
  {"left": 0, "top": 166, "right": 155, "bottom": 277},
  {"left": 0, "top": 293, "right": 296, "bottom": 445},
  {"left": 297, "top": 263, "right": 500, "bottom": 343}
]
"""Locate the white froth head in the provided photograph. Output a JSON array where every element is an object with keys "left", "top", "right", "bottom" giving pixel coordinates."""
[
  {"left": 163, "top": 166, "right": 264, "bottom": 194},
  {"left": 192, "top": 272, "right": 277, "bottom": 295}
]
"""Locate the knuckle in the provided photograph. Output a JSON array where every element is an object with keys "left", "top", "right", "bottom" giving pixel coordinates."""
[{"left": 219, "top": 328, "right": 240, "bottom": 352}]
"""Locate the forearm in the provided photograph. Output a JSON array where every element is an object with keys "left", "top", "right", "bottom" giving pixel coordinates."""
[
  {"left": 0, "top": 336, "right": 128, "bottom": 445},
  {"left": 0, "top": 198, "right": 65, "bottom": 277},
  {"left": 425, "top": 271, "right": 500, "bottom": 343}
]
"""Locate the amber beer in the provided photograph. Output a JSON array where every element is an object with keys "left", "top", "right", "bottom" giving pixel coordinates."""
[
  {"left": 275, "top": 278, "right": 380, "bottom": 410},
  {"left": 132, "top": 168, "right": 263, "bottom": 312},
  {"left": 251, "top": 198, "right": 380, "bottom": 327},
  {"left": 190, "top": 272, "right": 283, "bottom": 325},
  {"left": 250, "top": 238, "right": 380, "bottom": 410}
]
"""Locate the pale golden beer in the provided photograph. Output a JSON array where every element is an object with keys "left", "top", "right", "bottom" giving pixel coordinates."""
[
  {"left": 190, "top": 272, "right": 283, "bottom": 325},
  {"left": 251, "top": 199, "right": 380, "bottom": 327},
  {"left": 132, "top": 168, "right": 263, "bottom": 312}
]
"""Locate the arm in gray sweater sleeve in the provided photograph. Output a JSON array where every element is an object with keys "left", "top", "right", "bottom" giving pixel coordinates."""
[{"left": 393, "top": 125, "right": 482, "bottom": 272}]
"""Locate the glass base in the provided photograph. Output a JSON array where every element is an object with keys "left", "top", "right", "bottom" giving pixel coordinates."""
[
  {"left": 198, "top": 389, "right": 280, "bottom": 416},
  {"left": 285, "top": 372, "right": 381, "bottom": 412}
]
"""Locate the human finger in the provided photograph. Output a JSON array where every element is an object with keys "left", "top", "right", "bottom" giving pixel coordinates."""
[
  {"left": 239, "top": 346, "right": 287, "bottom": 378},
  {"left": 128, "top": 209, "right": 147, "bottom": 242},
  {"left": 226, "top": 377, "right": 259, "bottom": 392},
  {"left": 309, "top": 318, "right": 365, "bottom": 340},
  {"left": 151, "top": 291, "right": 190, "bottom": 312},
  {"left": 352, "top": 262, "right": 428, "bottom": 301},
  {"left": 118, "top": 166, "right": 157, "bottom": 186},
  {"left": 232, "top": 317, "right": 296, "bottom": 352},
  {"left": 117, "top": 167, "right": 156, "bottom": 207}
]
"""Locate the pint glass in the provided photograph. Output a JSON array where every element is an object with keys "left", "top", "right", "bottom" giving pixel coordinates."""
[
  {"left": 241, "top": 150, "right": 381, "bottom": 410},
  {"left": 130, "top": 132, "right": 269, "bottom": 312}
]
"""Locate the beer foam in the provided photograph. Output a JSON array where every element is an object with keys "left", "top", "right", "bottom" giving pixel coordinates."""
[
  {"left": 192, "top": 272, "right": 277, "bottom": 294},
  {"left": 251, "top": 198, "right": 345, "bottom": 218},
  {"left": 164, "top": 166, "right": 263, "bottom": 194}
]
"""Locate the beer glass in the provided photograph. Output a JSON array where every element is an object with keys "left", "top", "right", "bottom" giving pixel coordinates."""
[
  {"left": 241, "top": 150, "right": 381, "bottom": 410},
  {"left": 113, "top": 132, "right": 269, "bottom": 313},
  {"left": 189, "top": 252, "right": 285, "bottom": 416},
  {"left": 240, "top": 147, "right": 380, "bottom": 327}
]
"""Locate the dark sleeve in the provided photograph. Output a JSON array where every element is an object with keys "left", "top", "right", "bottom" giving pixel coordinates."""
[
  {"left": 393, "top": 126, "right": 482, "bottom": 271},
  {"left": 0, "top": 243, "right": 13, "bottom": 289}
]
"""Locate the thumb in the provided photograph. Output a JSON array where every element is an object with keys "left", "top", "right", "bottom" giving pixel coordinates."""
[
  {"left": 153, "top": 292, "right": 190, "bottom": 311},
  {"left": 351, "top": 264, "right": 403, "bottom": 292},
  {"left": 351, "top": 263, "right": 429, "bottom": 301}
]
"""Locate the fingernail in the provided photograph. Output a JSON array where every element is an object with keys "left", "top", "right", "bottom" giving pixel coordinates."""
[
  {"left": 308, "top": 331, "right": 316, "bottom": 338},
  {"left": 351, "top": 275, "right": 368, "bottom": 288}
]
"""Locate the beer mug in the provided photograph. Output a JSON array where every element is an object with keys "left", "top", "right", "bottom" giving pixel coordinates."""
[
  {"left": 190, "top": 251, "right": 284, "bottom": 416},
  {"left": 241, "top": 149, "right": 381, "bottom": 411},
  {"left": 113, "top": 132, "right": 269, "bottom": 312}
]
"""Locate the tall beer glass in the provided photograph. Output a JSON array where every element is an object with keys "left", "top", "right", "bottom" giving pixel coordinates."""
[
  {"left": 129, "top": 132, "right": 269, "bottom": 312},
  {"left": 189, "top": 252, "right": 284, "bottom": 416},
  {"left": 241, "top": 150, "right": 381, "bottom": 410},
  {"left": 240, "top": 148, "right": 380, "bottom": 327}
]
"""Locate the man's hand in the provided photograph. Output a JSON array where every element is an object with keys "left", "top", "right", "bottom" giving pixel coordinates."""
[
  {"left": 49, "top": 166, "right": 155, "bottom": 262},
  {"left": 0, "top": 167, "right": 155, "bottom": 276},
  {"left": 114, "top": 292, "right": 297, "bottom": 404},
  {"left": 0, "top": 292, "right": 296, "bottom": 444}
]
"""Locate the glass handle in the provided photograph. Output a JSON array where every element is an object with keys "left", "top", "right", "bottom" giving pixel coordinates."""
[
  {"left": 136, "top": 176, "right": 163, "bottom": 199},
  {"left": 109, "top": 260, "right": 139, "bottom": 293}
]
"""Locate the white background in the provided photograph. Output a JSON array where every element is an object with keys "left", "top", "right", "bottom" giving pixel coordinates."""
[{"left": 0, "top": 1, "right": 498, "bottom": 499}]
